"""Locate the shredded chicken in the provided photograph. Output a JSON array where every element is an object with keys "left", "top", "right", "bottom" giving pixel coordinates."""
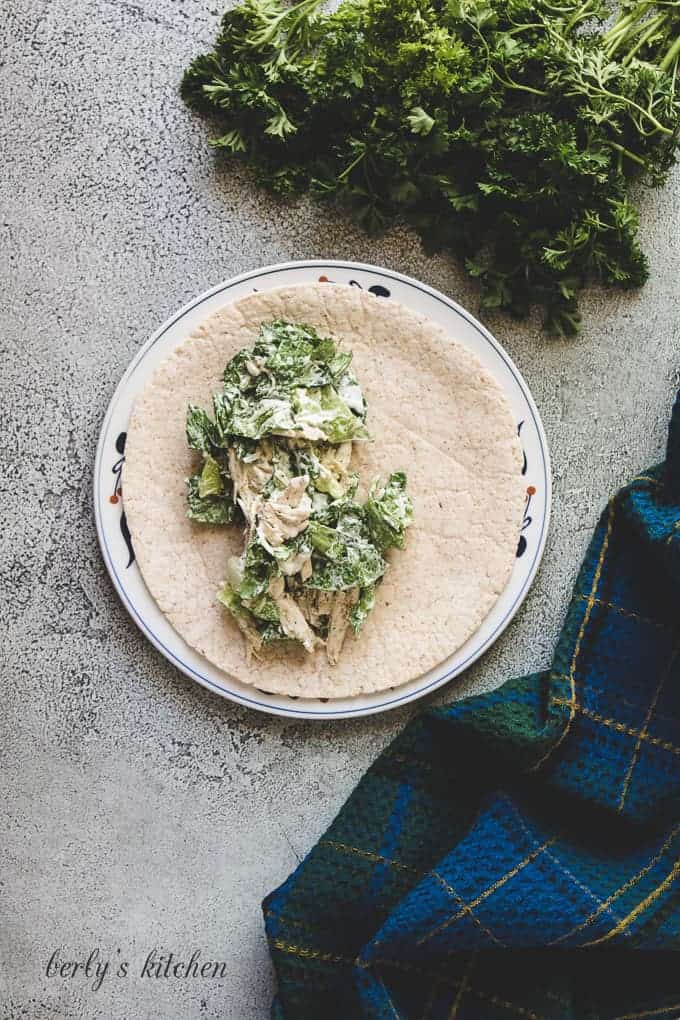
[
  {"left": 297, "top": 592, "right": 313, "bottom": 626},
  {"left": 326, "top": 588, "right": 359, "bottom": 665},
  {"left": 257, "top": 474, "right": 312, "bottom": 548},
  {"left": 245, "top": 356, "right": 266, "bottom": 377},
  {"left": 331, "top": 442, "right": 352, "bottom": 470},
  {"left": 298, "top": 589, "right": 335, "bottom": 628},
  {"left": 229, "top": 605, "right": 264, "bottom": 663},
  {"left": 316, "top": 590, "right": 334, "bottom": 615},
  {"left": 300, "top": 556, "right": 313, "bottom": 582},
  {"left": 317, "top": 441, "right": 353, "bottom": 496},
  {"left": 228, "top": 443, "right": 273, "bottom": 525},
  {"left": 268, "top": 576, "right": 320, "bottom": 653},
  {"left": 279, "top": 548, "right": 313, "bottom": 577}
]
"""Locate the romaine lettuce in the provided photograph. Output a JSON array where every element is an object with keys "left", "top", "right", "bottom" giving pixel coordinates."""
[
  {"left": 366, "top": 471, "right": 414, "bottom": 551},
  {"left": 186, "top": 474, "right": 237, "bottom": 524}
]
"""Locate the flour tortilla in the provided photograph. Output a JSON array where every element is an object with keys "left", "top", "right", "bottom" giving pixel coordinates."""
[{"left": 123, "top": 283, "right": 525, "bottom": 698}]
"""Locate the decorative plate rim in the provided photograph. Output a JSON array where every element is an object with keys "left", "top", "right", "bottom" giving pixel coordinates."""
[{"left": 94, "top": 259, "right": 552, "bottom": 719}]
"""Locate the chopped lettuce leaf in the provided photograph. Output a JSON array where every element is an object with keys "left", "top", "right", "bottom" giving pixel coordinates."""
[
  {"left": 228, "top": 395, "right": 298, "bottom": 439},
  {"left": 222, "top": 348, "right": 260, "bottom": 398},
  {"left": 328, "top": 351, "right": 353, "bottom": 382},
  {"left": 214, "top": 322, "right": 369, "bottom": 444},
  {"left": 366, "top": 471, "right": 414, "bottom": 551},
  {"left": 306, "top": 538, "right": 385, "bottom": 592},
  {"left": 259, "top": 321, "right": 351, "bottom": 390},
  {"left": 217, "top": 584, "right": 285, "bottom": 647},
  {"left": 305, "top": 518, "right": 386, "bottom": 591},
  {"left": 290, "top": 446, "right": 319, "bottom": 480},
  {"left": 307, "top": 520, "right": 346, "bottom": 561},
  {"left": 314, "top": 443, "right": 356, "bottom": 499},
  {"left": 242, "top": 591, "right": 280, "bottom": 623},
  {"left": 266, "top": 323, "right": 331, "bottom": 388},
  {"left": 238, "top": 540, "right": 277, "bottom": 599},
  {"left": 212, "top": 391, "right": 234, "bottom": 442},
  {"left": 259, "top": 621, "right": 291, "bottom": 643},
  {"left": 227, "top": 554, "right": 245, "bottom": 590},
  {"left": 311, "top": 495, "right": 364, "bottom": 529},
  {"left": 186, "top": 474, "right": 237, "bottom": 524},
  {"left": 350, "top": 585, "right": 376, "bottom": 635},
  {"left": 186, "top": 404, "right": 218, "bottom": 454},
  {"left": 216, "top": 584, "right": 263, "bottom": 653},
  {"left": 293, "top": 386, "right": 370, "bottom": 443},
  {"left": 233, "top": 437, "right": 261, "bottom": 462},
  {"left": 336, "top": 374, "right": 366, "bottom": 418},
  {"left": 221, "top": 321, "right": 354, "bottom": 400},
  {"left": 198, "top": 455, "right": 224, "bottom": 498},
  {"left": 305, "top": 495, "right": 387, "bottom": 591}
]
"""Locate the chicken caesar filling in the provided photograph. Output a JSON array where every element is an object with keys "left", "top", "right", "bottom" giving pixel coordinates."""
[{"left": 185, "top": 320, "right": 413, "bottom": 664}]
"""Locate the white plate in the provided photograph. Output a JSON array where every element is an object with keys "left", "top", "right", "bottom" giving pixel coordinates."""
[{"left": 94, "top": 261, "right": 551, "bottom": 719}]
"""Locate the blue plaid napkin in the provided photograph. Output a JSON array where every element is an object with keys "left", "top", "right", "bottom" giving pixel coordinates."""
[{"left": 263, "top": 391, "right": 680, "bottom": 1020}]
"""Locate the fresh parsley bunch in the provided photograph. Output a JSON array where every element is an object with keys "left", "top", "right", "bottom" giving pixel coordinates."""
[{"left": 182, "top": 0, "right": 680, "bottom": 335}]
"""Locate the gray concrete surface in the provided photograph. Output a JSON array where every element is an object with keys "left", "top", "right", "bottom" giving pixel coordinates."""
[{"left": 1, "top": 1, "right": 679, "bottom": 1017}]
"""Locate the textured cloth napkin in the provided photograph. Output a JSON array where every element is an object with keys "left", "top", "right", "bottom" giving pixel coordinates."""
[{"left": 263, "top": 392, "right": 680, "bottom": 1020}]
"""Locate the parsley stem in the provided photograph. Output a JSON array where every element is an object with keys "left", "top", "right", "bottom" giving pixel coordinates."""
[
  {"left": 337, "top": 148, "right": 366, "bottom": 180},
  {"left": 606, "top": 141, "right": 648, "bottom": 167},
  {"left": 621, "top": 12, "right": 667, "bottom": 63},
  {"left": 661, "top": 32, "right": 680, "bottom": 71},
  {"left": 494, "top": 72, "right": 548, "bottom": 96},
  {"left": 603, "top": 2, "right": 653, "bottom": 45},
  {"left": 603, "top": 4, "right": 654, "bottom": 56},
  {"left": 505, "top": 22, "right": 545, "bottom": 33},
  {"left": 565, "top": 0, "right": 598, "bottom": 32},
  {"left": 540, "top": 0, "right": 584, "bottom": 11},
  {"left": 469, "top": 18, "right": 547, "bottom": 96}
]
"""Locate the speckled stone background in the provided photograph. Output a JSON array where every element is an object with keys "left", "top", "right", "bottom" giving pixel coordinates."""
[{"left": 1, "top": 1, "right": 679, "bottom": 1017}]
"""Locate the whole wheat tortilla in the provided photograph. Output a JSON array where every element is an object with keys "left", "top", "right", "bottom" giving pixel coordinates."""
[{"left": 123, "top": 283, "right": 525, "bottom": 698}]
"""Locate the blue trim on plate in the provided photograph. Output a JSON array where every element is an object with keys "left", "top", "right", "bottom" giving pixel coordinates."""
[{"left": 95, "top": 261, "right": 549, "bottom": 718}]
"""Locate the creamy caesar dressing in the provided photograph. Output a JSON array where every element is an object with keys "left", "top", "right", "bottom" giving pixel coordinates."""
[{"left": 185, "top": 319, "right": 413, "bottom": 664}]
